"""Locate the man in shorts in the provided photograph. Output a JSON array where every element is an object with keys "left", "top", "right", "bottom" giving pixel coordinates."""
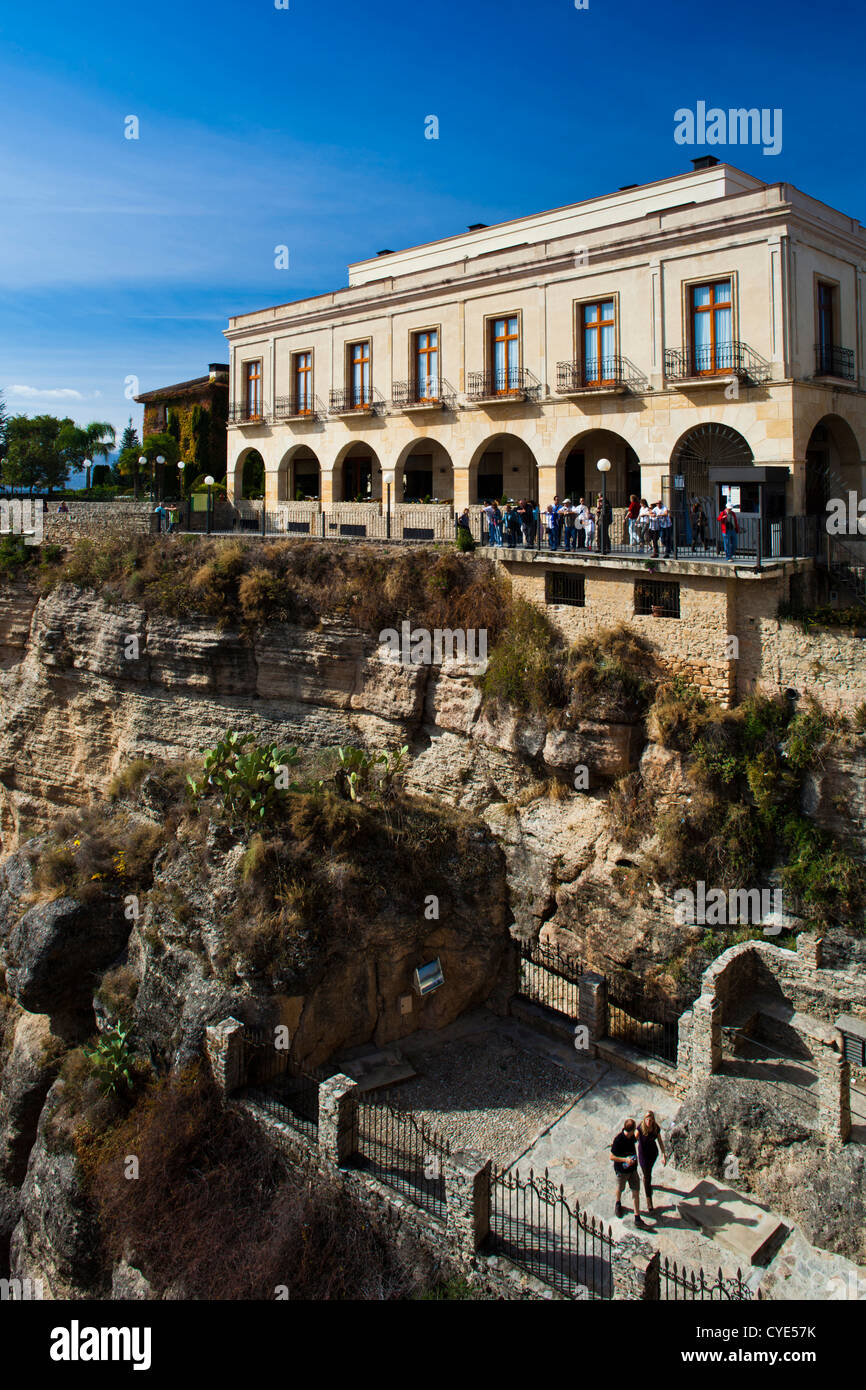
[{"left": 610, "top": 1117, "right": 645, "bottom": 1226}]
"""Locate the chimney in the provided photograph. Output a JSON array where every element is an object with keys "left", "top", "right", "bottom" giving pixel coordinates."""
[
  {"left": 691, "top": 156, "right": 720, "bottom": 170},
  {"left": 376, "top": 249, "right": 393, "bottom": 256},
  {"left": 467, "top": 223, "right": 487, "bottom": 231}
]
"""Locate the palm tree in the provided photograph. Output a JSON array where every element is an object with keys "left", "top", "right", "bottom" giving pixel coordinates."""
[{"left": 83, "top": 421, "right": 116, "bottom": 491}]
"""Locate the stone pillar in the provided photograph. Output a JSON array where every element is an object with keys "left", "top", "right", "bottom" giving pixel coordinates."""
[
  {"left": 690, "top": 994, "right": 722, "bottom": 1079},
  {"left": 817, "top": 1047, "right": 851, "bottom": 1144},
  {"left": 610, "top": 1235, "right": 660, "bottom": 1299},
  {"left": 797, "top": 933, "right": 824, "bottom": 970},
  {"left": 579, "top": 972, "right": 608, "bottom": 1043},
  {"left": 537, "top": 464, "right": 558, "bottom": 509},
  {"left": 204, "top": 1017, "right": 245, "bottom": 1097},
  {"left": 320, "top": 466, "right": 337, "bottom": 507},
  {"left": 452, "top": 466, "right": 471, "bottom": 511},
  {"left": 317, "top": 1073, "right": 359, "bottom": 1168},
  {"left": 445, "top": 1150, "right": 491, "bottom": 1260}
]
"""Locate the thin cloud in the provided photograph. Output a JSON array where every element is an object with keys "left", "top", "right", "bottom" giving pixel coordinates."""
[{"left": 6, "top": 384, "right": 85, "bottom": 399}]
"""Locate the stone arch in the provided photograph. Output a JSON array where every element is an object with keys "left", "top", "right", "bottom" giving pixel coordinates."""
[
  {"left": 229, "top": 446, "right": 266, "bottom": 502},
  {"left": 393, "top": 438, "right": 455, "bottom": 503},
  {"left": 332, "top": 440, "right": 383, "bottom": 503},
  {"left": 467, "top": 432, "right": 539, "bottom": 505},
  {"left": 554, "top": 428, "right": 641, "bottom": 504},
  {"left": 803, "top": 414, "right": 864, "bottom": 515},
  {"left": 669, "top": 422, "right": 754, "bottom": 520},
  {"left": 276, "top": 444, "right": 321, "bottom": 501}
]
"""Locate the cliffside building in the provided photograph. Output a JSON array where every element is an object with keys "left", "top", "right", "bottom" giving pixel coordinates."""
[
  {"left": 223, "top": 160, "right": 866, "bottom": 536},
  {"left": 135, "top": 363, "right": 230, "bottom": 487}
]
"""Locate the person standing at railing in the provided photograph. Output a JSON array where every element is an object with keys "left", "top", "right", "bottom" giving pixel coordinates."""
[
  {"left": 636, "top": 1111, "right": 666, "bottom": 1214},
  {"left": 627, "top": 494, "right": 641, "bottom": 547},
  {"left": 719, "top": 502, "right": 739, "bottom": 560},
  {"left": 574, "top": 497, "right": 588, "bottom": 550},
  {"left": 690, "top": 497, "right": 707, "bottom": 553},
  {"left": 561, "top": 499, "right": 577, "bottom": 551},
  {"left": 657, "top": 500, "right": 673, "bottom": 557},
  {"left": 544, "top": 503, "right": 558, "bottom": 550}
]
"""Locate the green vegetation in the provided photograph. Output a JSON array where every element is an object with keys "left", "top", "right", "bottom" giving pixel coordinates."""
[
  {"left": 186, "top": 732, "right": 301, "bottom": 822},
  {"left": 611, "top": 683, "right": 863, "bottom": 932},
  {"left": 778, "top": 601, "right": 866, "bottom": 633},
  {"left": 83, "top": 1024, "right": 137, "bottom": 1096}
]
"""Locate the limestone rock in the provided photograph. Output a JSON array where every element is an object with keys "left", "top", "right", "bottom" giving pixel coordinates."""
[{"left": 6, "top": 897, "right": 129, "bottom": 1014}]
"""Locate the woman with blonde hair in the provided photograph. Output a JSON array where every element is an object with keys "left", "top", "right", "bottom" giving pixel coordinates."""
[{"left": 636, "top": 1110, "right": 666, "bottom": 1213}]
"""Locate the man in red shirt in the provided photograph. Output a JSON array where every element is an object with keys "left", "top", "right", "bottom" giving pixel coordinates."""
[{"left": 718, "top": 502, "right": 739, "bottom": 560}]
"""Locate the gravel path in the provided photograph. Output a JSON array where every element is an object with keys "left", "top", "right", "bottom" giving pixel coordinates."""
[{"left": 392, "top": 1033, "right": 581, "bottom": 1166}]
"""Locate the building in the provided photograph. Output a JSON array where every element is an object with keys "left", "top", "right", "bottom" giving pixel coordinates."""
[
  {"left": 135, "top": 363, "right": 230, "bottom": 489},
  {"left": 222, "top": 159, "right": 866, "bottom": 538}
]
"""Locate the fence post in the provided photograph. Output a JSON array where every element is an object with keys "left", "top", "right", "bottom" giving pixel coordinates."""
[
  {"left": 816, "top": 1047, "right": 851, "bottom": 1144},
  {"left": 204, "top": 1017, "right": 246, "bottom": 1097},
  {"left": 690, "top": 993, "right": 722, "bottom": 1078},
  {"left": 578, "top": 971, "right": 608, "bottom": 1045},
  {"left": 317, "top": 1073, "right": 358, "bottom": 1168},
  {"left": 610, "top": 1234, "right": 660, "bottom": 1299},
  {"left": 445, "top": 1149, "right": 491, "bottom": 1259}
]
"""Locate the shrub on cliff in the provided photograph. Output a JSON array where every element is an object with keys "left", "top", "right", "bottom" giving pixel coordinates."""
[{"left": 86, "top": 1067, "right": 417, "bottom": 1298}]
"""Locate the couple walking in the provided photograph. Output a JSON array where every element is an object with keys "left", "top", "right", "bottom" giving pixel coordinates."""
[{"left": 610, "top": 1113, "right": 667, "bottom": 1226}]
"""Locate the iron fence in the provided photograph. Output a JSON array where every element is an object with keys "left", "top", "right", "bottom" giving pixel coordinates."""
[
  {"left": 556, "top": 357, "right": 631, "bottom": 392},
  {"left": 391, "top": 377, "right": 458, "bottom": 410},
  {"left": 517, "top": 940, "right": 581, "bottom": 1019},
  {"left": 465, "top": 367, "right": 542, "bottom": 401},
  {"left": 328, "top": 386, "right": 387, "bottom": 414},
  {"left": 664, "top": 341, "right": 771, "bottom": 382},
  {"left": 242, "top": 1027, "right": 321, "bottom": 1138},
  {"left": 488, "top": 1167, "right": 613, "bottom": 1299},
  {"left": 814, "top": 343, "right": 855, "bottom": 381},
  {"left": 350, "top": 1096, "right": 450, "bottom": 1217},
  {"left": 661, "top": 1257, "right": 756, "bottom": 1300},
  {"left": 607, "top": 995, "right": 679, "bottom": 1066},
  {"left": 227, "top": 401, "right": 269, "bottom": 424}
]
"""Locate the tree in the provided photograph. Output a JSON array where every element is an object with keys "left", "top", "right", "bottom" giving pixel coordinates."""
[
  {"left": 140, "top": 431, "right": 180, "bottom": 501},
  {"left": 0, "top": 392, "right": 8, "bottom": 471},
  {"left": 2, "top": 415, "right": 72, "bottom": 494},
  {"left": 82, "top": 421, "right": 116, "bottom": 490}
]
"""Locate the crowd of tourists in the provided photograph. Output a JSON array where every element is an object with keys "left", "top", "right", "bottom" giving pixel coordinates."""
[{"left": 456, "top": 493, "right": 741, "bottom": 559}]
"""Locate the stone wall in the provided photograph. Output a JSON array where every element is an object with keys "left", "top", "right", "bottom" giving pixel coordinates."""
[{"left": 41, "top": 501, "right": 156, "bottom": 544}]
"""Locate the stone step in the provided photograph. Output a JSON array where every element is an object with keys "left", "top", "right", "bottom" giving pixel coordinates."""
[{"left": 510, "top": 996, "right": 578, "bottom": 1047}]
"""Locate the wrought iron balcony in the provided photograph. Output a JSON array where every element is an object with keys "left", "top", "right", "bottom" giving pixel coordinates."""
[
  {"left": 465, "top": 367, "right": 542, "bottom": 402},
  {"left": 814, "top": 343, "right": 855, "bottom": 381},
  {"left": 228, "top": 401, "right": 269, "bottom": 424},
  {"left": 328, "top": 386, "right": 387, "bottom": 415},
  {"left": 556, "top": 356, "right": 646, "bottom": 393},
  {"left": 664, "top": 342, "right": 771, "bottom": 383},
  {"left": 273, "top": 394, "right": 327, "bottom": 422},
  {"left": 391, "top": 377, "right": 458, "bottom": 410}
]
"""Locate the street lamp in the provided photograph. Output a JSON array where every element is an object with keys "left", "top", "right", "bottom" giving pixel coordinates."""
[
  {"left": 155, "top": 454, "right": 165, "bottom": 505},
  {"left": 382, "top": 468, "right": 395, "bottom": 539},
  {"left": 204, "top": 474, "right": 215, "bottom": 535},
  {"left": 597, "top": 458, "right": 611, "bottom": 555},
  {"left": 177, "top": 460, "right": 185, "bottom": 495},
  {"left": 137, "top": 455, "right": 147, "bottom": 502},
  {"left": 82, "top": 457, "right": 92, "bottom": 494}
]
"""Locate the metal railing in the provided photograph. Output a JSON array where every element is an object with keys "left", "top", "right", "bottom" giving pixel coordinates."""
[
  {"left": 465, "top": 367, "right": 542, "bottom": 401},
  {"left": 517, "top": 940, "right": 581, "bottom": 1019},
  {"left": 556, "top": 357, "right": 646, "bottom": 392},
  {"left": 814, "top": 343, "right": 856, "bottom": 381},
  {"left": 328, "top": 386, "right": 387, "bottom": 414},
  {"left": 228, "top": 401, "right": 269, "bottom": 424},
  {"left": 664, "top": 342, "right": 771, "bottom": 382},
  {"left": 350, "top": 1095, "right": 450, "bottom": 1217},
  {"left": 391, "top": 377, "right": 458, "bottom": 410},
  {"left": 607, "top": 994, "right": 679, "bottom": 1066},
  {"left": 488, "top": 1167, "right": 613, "bottom": 1299},
  {"left": 241, "top": 1027, "right": 321, "bottom": 1138},
  {"left": 661, "top": 1257, "right": 756, "bottom": 1300},
  {"left": 273, "top": 394, "right": 327, "bottom": 422}
]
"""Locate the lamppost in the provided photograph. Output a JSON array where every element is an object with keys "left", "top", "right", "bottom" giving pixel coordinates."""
[
  {"left": 383, "top": 468, "right": 395, "bottom": 539},
  {"left": 177, "top": 461, "right": 186, "bottom": 533},
  {"left": 204, "top": 474, "right": 215, "bottom": 535},
  {"left": 82, "top": 457, "right": 92, "bottom": 494},
  {"left": 177, "top": 459, "right": 185, "bottom": 496},
  {"left": 137, "top": 454, "right": 147, "bottom": 502},
  {"left": 597, "top": 457, "right": 611, "bottom": 555},
  {"left": 155, "top": 454, "right": 165, "bottom": 505}
]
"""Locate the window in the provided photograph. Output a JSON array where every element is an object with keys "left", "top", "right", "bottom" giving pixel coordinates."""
[
  {"left": 634, "top": 579, "right": 680, "bottom": 618},
  {"left": 817, "top": 283, "right": 835, "bottom": 350},
  {"left": 349, "top": 341, "right": 371, "bottom": 407},
  {"left": 583, "top": 301, "right": 616, "bottom": 384},
  {"left": 491, "top": 315, "right": 520, "bottom": 393},
  {"left": 414, "top": 329, "right": 439, "bottom": 401},
  {"left": 294, "top": 351, "right": 312, "bottom": 414},
  {"left": 245, "top": 360, "right": 263, "bottom": 418},
  {"left": 690, "top": 281, "right": 732, "bottom": 374},
  {"left": 546, "top": 572, "right": 585, "bottom": 607}
]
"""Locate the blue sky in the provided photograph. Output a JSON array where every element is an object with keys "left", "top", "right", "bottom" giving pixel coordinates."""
[{"left": 1, "top": 0, "right": 864, "bottom": 460}]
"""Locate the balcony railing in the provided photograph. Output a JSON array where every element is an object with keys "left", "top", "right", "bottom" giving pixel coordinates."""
[
  {"left": 465, "top": 367, "right": 542, "bottom": 401},
  {"left": 391, "top": 376, "right": 458, "bottom": 410},
  {"left": 273, "top": 394, "right": 327, "bottom": 422},
  {"left": 228, "top": 401, "right": 269, "bottom": 424},
  {"left": 556, "top": 356, "right": 645, "bottom": 393},
  {"left": 664, "top": 342, "right": 771, "bottom": 383},
  {"left": 328, "top": 386, "right": 387, "bottom": 415},
  {"left": 814, "top": 343, "right": 855, "bottom": 381}
]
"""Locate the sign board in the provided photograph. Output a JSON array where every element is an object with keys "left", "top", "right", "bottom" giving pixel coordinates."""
[
  {"left": 674, "top": 474, "right": 686, "bottom": 490},
  {"left": 413, "top": 959, "right": 444, "bottom": 997}
]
